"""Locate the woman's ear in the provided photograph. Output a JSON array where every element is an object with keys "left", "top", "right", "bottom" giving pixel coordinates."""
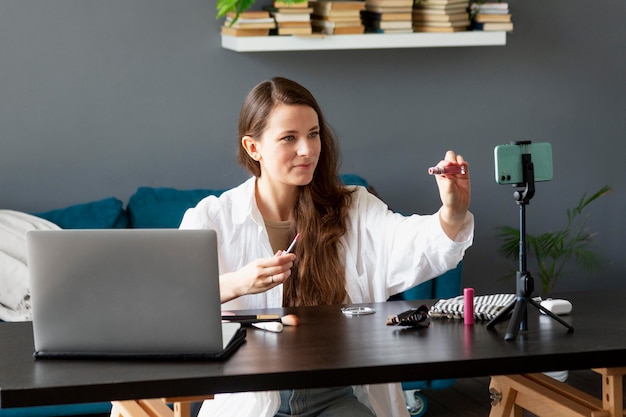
[{"left": 241, "top": 136, "right": 261, "bottom": 161}]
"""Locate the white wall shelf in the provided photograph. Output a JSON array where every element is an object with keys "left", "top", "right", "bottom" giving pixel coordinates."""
[{"left": 221, "top": 31, "right": 506, "bottom": 52}]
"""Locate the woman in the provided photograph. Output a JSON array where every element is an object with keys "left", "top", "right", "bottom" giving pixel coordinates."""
[{"left": 180, "top": 77, "right": 473, "bottom": 417}]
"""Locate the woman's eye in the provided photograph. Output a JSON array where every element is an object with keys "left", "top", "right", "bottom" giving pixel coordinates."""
[
  {"left": 283, "top": 135, "right": 295, "bottom": 142},
  {"left": 309, "top": 131, "right": 319, "bottom": 138}
]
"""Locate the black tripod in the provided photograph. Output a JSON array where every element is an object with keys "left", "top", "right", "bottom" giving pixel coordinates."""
[{"left": 487, "top": 142, "right": 574, "bottom": 341}]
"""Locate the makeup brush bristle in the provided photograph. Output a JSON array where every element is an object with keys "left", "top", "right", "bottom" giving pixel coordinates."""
[{"left": 281, "top": 314, "right": 299, "bottom": 326}]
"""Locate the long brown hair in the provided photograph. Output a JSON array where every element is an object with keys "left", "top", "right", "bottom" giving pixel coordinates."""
[{"left": 238, "top": 77, "right": 353, "bottom": 306}]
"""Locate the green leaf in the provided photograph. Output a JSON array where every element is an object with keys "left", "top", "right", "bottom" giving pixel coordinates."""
[
  {"left": 216, "top": 0, "right": 310, "bottom": 21},
  {"left": 495, "top": 185, "right": 611, "bottom": 293},
  {"left": 216, "top": 0, "right": 256, "bottom": 22},
  {"left": 496, "top": 226, "right": 520, "bottom": 259}
]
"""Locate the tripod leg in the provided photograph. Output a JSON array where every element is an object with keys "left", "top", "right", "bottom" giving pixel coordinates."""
[
  {"left": 530, "top": 299, "right": 574, "bottom": 333},
  {"left": 487, "top": 299, "right": 516, "bottom": 329},
  {"left": 505, "top": 299, "right": 528, "bottom": 341}
]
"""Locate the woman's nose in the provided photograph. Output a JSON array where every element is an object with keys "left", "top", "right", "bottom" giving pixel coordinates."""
[{"left": 296, "top": 138, "right": 312, "bottom": 156}]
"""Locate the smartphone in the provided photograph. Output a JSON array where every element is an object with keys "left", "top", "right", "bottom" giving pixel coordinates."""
[{"left": 494, "top": 142, "right": 553, "bottom": 185}]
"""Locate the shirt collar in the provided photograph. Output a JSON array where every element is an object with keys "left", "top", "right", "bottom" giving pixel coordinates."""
[{"left": 232, "top": 177, "right": 264, "bottom": 227}]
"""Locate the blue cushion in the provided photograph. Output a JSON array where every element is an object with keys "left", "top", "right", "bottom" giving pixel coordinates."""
[
  {"left": 431, "top": 263, "right": 463, "bottom": 300},
  {"left": 128, "top": 175, "right": 367, "bottom": 229},
  {"left": 340, "top": 173, "right": 369, "bottom": 188},
  {"left": 127, "top": 187, "right": 226, "bottom": 229},
  {"left": 391, "top": 280, "right": 434, "bottom": 301},
  {"left": 0, "top": 403, "right": 111, "bottom": 417},
  {"left": 390, "top": 262, "right": 463, "bottom": 302},
  {"left": 32, "top": 197, "right": 128, "bottom": 229}
]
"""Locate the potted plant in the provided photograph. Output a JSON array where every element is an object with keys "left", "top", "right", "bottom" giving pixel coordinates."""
[
  {"left": 497, "top": 184, "right": 611, "bottom": 295},
  {"left": 217, "top": 0, "right": 307, "bottom": 21}
]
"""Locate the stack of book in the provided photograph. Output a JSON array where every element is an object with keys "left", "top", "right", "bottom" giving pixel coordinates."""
[
  {"left": 362, "top": 0, "right": 413, "bottom": 33},
  {"left": 265, "top": 1, "right": 313, "bottom": 36},
  {"left": 221, "top": 11, "right": 276, "bottom": 37},
  {"left": 311, "top": 1, "right": 365, "bottom": 35},
  {"left": 412, "top": 0, "right": 470, "bottom": 33},
  {"left": 470, "top": 2, "right": 513, "bottom": 32}
]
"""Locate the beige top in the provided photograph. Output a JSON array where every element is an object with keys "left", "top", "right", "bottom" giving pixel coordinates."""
[{"left": 264, "top": 219, "right": 294, "bottom": 254}]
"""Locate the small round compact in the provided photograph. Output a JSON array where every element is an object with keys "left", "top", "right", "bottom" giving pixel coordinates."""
[{"left": 340, "top": 306, "right": 376, "bottom": 316}]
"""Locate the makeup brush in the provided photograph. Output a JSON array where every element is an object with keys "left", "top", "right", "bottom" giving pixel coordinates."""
[
  {"left": 279, "top": 314, "right": 299, "bottom": 326},
  {"left": 252, "top": 322, "right": 284, "bottom": 333}
]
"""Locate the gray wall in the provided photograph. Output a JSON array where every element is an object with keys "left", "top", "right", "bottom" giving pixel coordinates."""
[{"left": 2, "top": 0, "right": 624, "bottom": 295}]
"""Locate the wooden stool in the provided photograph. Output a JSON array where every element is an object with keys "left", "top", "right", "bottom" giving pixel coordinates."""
[
  {"left": 489, "top": 373, "right": 607, "bottom": 417},
  {"left": 593, "top": 367, "right": 626, "bottom": 417},
  {"left": 489, "top": 368, "right": 625, "bottom": 417},
  {"left": 111, "top": 395, "right": 213, "bottom": 417}
]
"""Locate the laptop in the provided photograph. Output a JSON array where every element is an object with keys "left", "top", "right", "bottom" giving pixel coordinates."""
[{"left": 26, "top": 229, "right": 245, "bottom": 360}]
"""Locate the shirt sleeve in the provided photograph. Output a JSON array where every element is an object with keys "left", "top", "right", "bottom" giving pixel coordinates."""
[
  {"left": 344, "top": 187, "right": 474, "bottom": 301},
  {"left": 179, "top": 199, "right": 213, "bottom": 230}
]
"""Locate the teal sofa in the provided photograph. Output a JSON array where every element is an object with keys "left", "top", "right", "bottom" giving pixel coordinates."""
[
  {"left": 1, "top": 174, "right": 461, "bottom": 417},
  {"left": 31, "top": 174, "right": 372, "bottom": 230}
]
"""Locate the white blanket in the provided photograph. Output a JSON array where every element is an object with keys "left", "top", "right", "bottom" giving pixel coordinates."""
[{"left": 0, "top": 210, "right": 60, "bottom": 321}]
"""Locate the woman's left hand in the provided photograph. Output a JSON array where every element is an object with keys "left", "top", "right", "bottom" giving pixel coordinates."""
[{"left": 433, "top": 150, "right": 471, "bottom": 239}]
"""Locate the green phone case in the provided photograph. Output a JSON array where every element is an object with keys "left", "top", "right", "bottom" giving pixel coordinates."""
[{"left": 494, "top": 142, "right": 553, "bottom": 184}]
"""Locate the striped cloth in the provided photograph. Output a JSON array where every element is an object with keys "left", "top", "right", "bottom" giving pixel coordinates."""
[{"left": 429, "top": 293, "right": 517, "bottom": 321}]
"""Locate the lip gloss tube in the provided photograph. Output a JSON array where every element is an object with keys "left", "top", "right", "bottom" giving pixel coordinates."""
[
  {"left": 428, "top": 165, "right": 466, "bottom": 175},
  {"left": 282, "top": 233, "right": 300, "bottom": 256},
  {"left": 464, "top": 288, "right": 475, "bottom": 326}
]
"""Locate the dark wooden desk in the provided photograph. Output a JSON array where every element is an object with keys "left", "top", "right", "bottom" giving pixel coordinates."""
[{"left": 1, "top": 290, "right": 625, "bottom": 413}]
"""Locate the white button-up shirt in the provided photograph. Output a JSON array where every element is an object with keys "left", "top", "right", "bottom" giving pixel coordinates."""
[{"left": 180, "top": 176, "right": 474, "bottom": 417}]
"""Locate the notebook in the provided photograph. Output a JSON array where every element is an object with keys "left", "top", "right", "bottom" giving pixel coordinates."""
[{"left": 26, "top": 229, "right": 245, "bottom": 360}]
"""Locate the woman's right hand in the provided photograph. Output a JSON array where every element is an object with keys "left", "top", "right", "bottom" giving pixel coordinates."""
[{"left": 219, "top": 252, "right": 296, "bottom": 303}]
